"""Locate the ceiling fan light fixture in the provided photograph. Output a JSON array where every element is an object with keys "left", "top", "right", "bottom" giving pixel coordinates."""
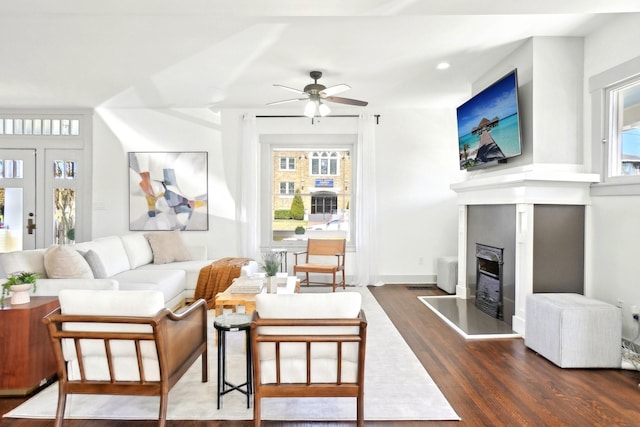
[
  {"left": 304, "top": 100, "right": 316, "bottom": 117},
  {"left": 318, "top": 102, "right": 330, "bottom": 117}
]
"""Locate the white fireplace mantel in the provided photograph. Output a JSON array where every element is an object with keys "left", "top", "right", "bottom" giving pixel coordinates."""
[
  {"left": 450, "top": 167, "right": 600, "bottom": 335},
  {"left": 450, "top": 168, "right": 600, "bottom": 206}
]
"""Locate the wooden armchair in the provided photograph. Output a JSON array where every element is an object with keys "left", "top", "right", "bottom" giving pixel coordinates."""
[
  {"left": 250, "top": 292, "right": 367, "bottom": 427},
  {"left": 293, "top": 238, "right": 346, "bottom": 291},
  {"left": 43, "top": 289, "right": 208, "bottom": 427}
]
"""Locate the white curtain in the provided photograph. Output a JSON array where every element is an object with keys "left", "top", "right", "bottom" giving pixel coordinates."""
[
  {"left": 353, "top": 113, "right": 383, "bottom": 286},
  {"left": 238, "top": 113, "right": 260, "bottom": 260}
]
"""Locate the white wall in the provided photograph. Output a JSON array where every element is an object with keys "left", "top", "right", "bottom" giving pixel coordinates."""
[
  {"left": 585, "top": 14, "right": 640, "bottom": 339},
  {"left": 91, "top": 106, "right": 461, "bottom": 283},
  {"left": 92, "top": 108, "right": 242, "bottom": 259},
  {"left": 375, "top": 109, "right": 462, "bottom": 281}
]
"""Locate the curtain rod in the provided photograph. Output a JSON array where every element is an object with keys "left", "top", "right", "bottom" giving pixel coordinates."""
[{"left": 255, "top": 114, "right": 380, "bottom": 125}]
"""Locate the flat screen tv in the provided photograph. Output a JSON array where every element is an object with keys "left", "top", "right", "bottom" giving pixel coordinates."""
[{"left": 456, "top": 69, "right": 522, "bottom": 170}]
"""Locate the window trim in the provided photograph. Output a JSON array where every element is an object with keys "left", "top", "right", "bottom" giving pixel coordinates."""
[
  {"left": 590, "top": 55, "right": 640, "bottom": 195},
  {"left": 259, "top": 134, "right": 356, "bottom": 250}
]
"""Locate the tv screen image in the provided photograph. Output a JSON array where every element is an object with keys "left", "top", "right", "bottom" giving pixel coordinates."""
[{"left": 456, "top": 69, "right": 522, "bottom": 170}]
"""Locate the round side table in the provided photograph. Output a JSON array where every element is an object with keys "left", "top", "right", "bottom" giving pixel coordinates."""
[{"left": 214, "top": 313, "right": 253, "bottom": 409}]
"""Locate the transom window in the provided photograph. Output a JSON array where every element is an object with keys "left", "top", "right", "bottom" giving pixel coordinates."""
[{"left": 0, "top": 117, "right": 80, "bottom": 136}]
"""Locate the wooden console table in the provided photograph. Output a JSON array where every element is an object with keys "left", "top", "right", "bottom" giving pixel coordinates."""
[{"left": 0, "top": 296, "right": 59, "bottom": 396}]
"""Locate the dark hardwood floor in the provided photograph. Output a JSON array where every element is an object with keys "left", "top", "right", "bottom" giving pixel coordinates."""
[{"left": 2, "top": 284, "right": 640, "bottom": 426}]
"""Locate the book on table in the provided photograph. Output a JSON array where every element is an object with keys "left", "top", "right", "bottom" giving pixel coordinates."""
[{"left": 229, "top": 277, "right": 264, "bottom": 294}]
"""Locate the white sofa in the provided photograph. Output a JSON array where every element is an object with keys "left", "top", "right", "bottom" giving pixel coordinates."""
[{"left": 0, "top": 232, "right": 258, "bottom": 309}]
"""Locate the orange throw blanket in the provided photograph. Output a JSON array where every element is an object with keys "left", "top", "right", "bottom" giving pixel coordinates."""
[{"left": 194, "top": 257, "right": 254, "bottom": 309}]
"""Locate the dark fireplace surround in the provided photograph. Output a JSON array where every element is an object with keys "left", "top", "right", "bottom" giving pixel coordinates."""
[{"left": 475, "top": 243, "right": 504, "bottom": 320}]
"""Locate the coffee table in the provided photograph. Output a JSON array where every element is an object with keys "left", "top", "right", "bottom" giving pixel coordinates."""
[{"left": 214, "top": 275, "right": 300, "bottom": 317}]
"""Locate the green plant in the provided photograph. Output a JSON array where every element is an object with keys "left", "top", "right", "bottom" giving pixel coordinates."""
[
  {"left": 274, "top": 210, "right": 292, "bottom": 220},
  {"left": 261, "top": 252, "right": 281, "bottom": 277},
  {"left": 294, "top": 226, "right": 305, "bottom": 235},
  {"left": 290, "top": 189, "right": 305, "bottom": 220},
  {"left": 1, "top": 271, "right": 38, "bottom": 305}
]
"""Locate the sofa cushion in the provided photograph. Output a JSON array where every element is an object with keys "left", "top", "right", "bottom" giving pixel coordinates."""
[
  {"left": 44, "top": 245, "right": 94, "bottom": 279},
  {"left": 121, "top": 234, "right": 153, "bottom": 269},
  {"left": 144, "top": 230, "right": 191, "bottom": 264},
  {"left": 79, "top": 250, "right": 108, "bottom": 279},
  {"left": 111, "top": 269, "right": 186, "bottom": 307},
  {"left": 73, "top": 236, "right": 131, "bottom": 278},
  {"left": 0, "top": 249, "right": 47, "bottom": 278}
]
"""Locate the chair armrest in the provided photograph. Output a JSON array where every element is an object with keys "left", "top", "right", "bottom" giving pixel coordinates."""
[
  {"left": 164, "top": 299, "right": 208, "bottom": 378},
  {"left": 293, "top": 251, "right": 307, "bottom": 263}
]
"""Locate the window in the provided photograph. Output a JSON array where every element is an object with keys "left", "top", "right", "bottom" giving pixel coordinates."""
[
  {"left": 279, "top": 156, "right": 295, "bottom": 171},
  {"left": 263, "top": 139, "right": 353, "bottom": 245},
  {"left": 607, "top": 78, "right": 640, "bottom": 177},
  {"left": 0, "top": 117, "right": 80, "bottom": 136},
  {"left": 310, "top": 151, "right": 339, "bottom": 176},
  {"left": 279, "top": 181, "right": 295, "bottom": 195}
]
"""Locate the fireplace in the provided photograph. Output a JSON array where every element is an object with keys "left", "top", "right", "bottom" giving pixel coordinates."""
[{"left": 475, "top": 244, "right": 504, "bottom": 319}]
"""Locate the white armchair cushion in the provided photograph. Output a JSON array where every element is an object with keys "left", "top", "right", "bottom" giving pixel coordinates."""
[
  {"left": 58, "top": 289, "right": 165, "bottom": 381},
  {"left": 255, "top": 292, "right": 362, "bottom": 384}
]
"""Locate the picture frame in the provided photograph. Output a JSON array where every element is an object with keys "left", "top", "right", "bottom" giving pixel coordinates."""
[{"left": 128, "top": 151, "right": 208, "bottom": 231}]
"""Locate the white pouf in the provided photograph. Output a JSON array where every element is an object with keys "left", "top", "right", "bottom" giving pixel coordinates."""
[
  {"left": 525, "top": 293, "right": 621, "bottom": 368},
  {"left": 436, "top": 256, "right": 458, "bottom": 294}
]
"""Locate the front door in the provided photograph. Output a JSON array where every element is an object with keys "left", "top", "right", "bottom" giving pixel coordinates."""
[{"left": 0, "top": 149, "right": 36, "bottom": 252}]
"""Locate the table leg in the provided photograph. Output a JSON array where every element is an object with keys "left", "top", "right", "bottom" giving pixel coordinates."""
[
  {"left": 245, "top": 328, "right": 252, "bottom": 408},
  {"left": 217, "top": 328, "right": 224, "bottom": 409}
]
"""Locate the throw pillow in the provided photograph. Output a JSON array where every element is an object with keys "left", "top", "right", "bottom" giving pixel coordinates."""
[
  {"left": 44, "top": 245, "right": 94, "bottom": 279},
  {"left": 144, "top": 230, "right": 192, "bottom": 264},
  {"left": 78, "top": 249, "right": 109, "bottom": 279}
]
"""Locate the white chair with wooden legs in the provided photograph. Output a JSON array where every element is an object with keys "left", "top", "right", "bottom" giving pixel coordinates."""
[{"left": 43, "top": 289, "right": 208, "bottom": 427}]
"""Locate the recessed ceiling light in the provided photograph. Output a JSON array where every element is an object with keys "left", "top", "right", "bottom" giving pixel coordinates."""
[{"left": 436, "top": 62, "right": 450, "bottom": 70}]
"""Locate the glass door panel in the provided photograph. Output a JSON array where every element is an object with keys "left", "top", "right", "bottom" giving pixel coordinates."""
[
  {"left": 44, "top": 150, "right": 83, "bottom": 246},
  {"left": 0, "top": 150, "right": 36, "bottom": 252}
]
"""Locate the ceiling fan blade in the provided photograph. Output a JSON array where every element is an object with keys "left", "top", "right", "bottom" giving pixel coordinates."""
[
  {"left": 325, "top": 96, "right": 368, "bottom": 107},
  {"left": 273, "top": 84, "right": 307, "bottom": 95},
  {"left": 321, "top": 84, "right": 350, "bottom": 97},
  {"left": 266, "top": 98, "right": 308, "bottom": 106}
]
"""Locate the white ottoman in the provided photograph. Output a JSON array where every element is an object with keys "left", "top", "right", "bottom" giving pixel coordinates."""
[
  {"left": 437, "top": 256, "right": 458, "bottom": 294},
  {"left": 525, "top": 293, "right": 621, "bottom": 368}
]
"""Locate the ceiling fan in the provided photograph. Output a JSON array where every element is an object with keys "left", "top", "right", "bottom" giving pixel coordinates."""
[{"left": 267, "top": 71, "right": 368, "bottom": 117}]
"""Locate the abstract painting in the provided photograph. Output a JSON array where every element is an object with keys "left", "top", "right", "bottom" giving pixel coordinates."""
[{"left": 129, "top": 152, "right": 208, "bottom": 231}]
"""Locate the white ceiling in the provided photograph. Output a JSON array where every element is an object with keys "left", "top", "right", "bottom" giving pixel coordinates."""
[{"left": 1, "top": 1, "right": 639, "bottom": 111}]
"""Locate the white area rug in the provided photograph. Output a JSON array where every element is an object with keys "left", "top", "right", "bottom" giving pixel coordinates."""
[{"left": 4, "top": 287, "right": 459, "bottom": 422}]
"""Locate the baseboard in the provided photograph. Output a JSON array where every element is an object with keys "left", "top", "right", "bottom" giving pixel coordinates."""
[
  {"left": 378, "top": 274, "right": 437, "bottom": 284},
  {"left": 297, "top": 274, "right": 437, "bottom": 286}
]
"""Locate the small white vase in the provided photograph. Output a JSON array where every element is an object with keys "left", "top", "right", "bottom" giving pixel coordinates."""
[
  {"left": 268, "top": 276, "right": 278, "bottom": 293},
  {"left": 10, "top": 283, "right": 32, "bottom": 305}
]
